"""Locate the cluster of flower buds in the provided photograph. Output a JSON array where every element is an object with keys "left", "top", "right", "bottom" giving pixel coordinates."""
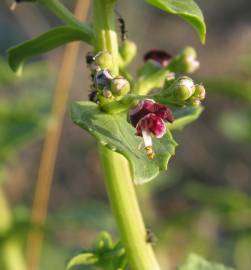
[
  {"left": 142, "top": 47, "right": 199, "bottom": 75},
  {"left": 86, "top": 51, "right": 131, "bottom": 104},
  {"left": 129, "top": 99, "right": 173, "bottom": 159},
  {"left": 163, "top": 76, "right": 206, "bottom": 105}
]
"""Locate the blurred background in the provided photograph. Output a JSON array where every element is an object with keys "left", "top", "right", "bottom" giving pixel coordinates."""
[{"left": 1, "top": 0, "right": 251, "bottom": 269}]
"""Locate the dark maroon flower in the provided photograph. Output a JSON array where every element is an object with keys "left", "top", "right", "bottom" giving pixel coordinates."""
[
  {"left": 129, "top": 99, "right": 173, "bottom": 128},
  {"left": 144, "top": 50, "right": 172, "bottom": 68},
  {"left": 129, "top": 99, "right": 174, "bottom": 159}
]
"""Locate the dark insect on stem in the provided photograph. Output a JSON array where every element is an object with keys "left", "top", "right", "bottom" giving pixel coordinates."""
[
  {"left": 86, "top": 52, "right": 95, "bottom": 66},
  {"left": 115, "top": 10, "right": 128, "bottom": 42},
  {"left": 146, "top": 228, "right": 157, "bottom": 244},
  {"left": 88, "top": 90, "right": 98, "bottom": 103},
  {"left": 86, "top": 51, "right": 98, "bottom": 103}
]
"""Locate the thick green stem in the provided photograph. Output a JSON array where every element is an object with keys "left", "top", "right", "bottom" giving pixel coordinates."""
[
  {"left": 93, "top": 0, "right": 119, "bottom": 75},
  {"left": 0, "top": 188, "right": 26, "bottom": 270},
  {"left": 93, "top": 2, "right": 161, "bottom": 269},
  {"left": 99, "top": 146, "right": 161, "bottom": 270}
]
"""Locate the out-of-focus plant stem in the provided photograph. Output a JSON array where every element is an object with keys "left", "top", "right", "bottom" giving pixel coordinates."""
[
  {"left": 93, "top": 1, "right": 161, "bottom": 269},
  {"left": 0, "top": 187, "right": 26, "bottom": 270},
  {"left": 26, "top": 1, "right": 90, "bottom": 270}
]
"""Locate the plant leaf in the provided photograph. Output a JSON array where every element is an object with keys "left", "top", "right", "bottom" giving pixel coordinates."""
[
  {"left": 167, "top": 106, "right": 203, "bottom": 130},
  {"left": 144, "top": 0, "right": 206, "bottom": 43},
  {"left": 71, "top": 101, "right": 177, "bottom": 184},
  {"left": 67, "top": 253, "right": 98, "bottom": 270},
  {"left": 8, "top": 26, "right": 93, "bottom": 75},
  {"left": 177, "top": 253, "right": 235, "bottom": 270}
]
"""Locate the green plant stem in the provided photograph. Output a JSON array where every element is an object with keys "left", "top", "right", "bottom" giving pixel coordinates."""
[
  {"left": 99, "top": 146, "right": 161, "bottom": 270},
  {"left": 0, "top": 188, "right": 26, "bottom": 270},
  {"left": 93, "top": 0, "right": 119, "bottom": 75},
  {"left": 93, "top": 1, "right": 161, "bottom": 269},
  {"left": 39, "top": 0, "right": 93, "bottom": 37}
]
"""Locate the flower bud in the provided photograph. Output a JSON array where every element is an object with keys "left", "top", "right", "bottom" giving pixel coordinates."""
[
  {"left": 119, "top": 40, "right": 137, "bottom": 66},
  {"left": 95, "top": 69, "right": 113, "bottom": 89},
  {"left": 94, "top": 51, "right": 113, "bottom": 70},
  {"left": 111, "top": 76, "right": 130, "bottom": 96},
  {"left": 172, "top": 76, "right": 195, "bottom": 101},
  {"left": 179, "top": 47, "right": 200, "bottom": 73},
  {"left": 193, "top": 84, "right": 206, "bottom": 100}
]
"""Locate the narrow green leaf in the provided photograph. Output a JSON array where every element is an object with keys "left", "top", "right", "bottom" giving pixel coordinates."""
[
  {"left": 177, "top": 253, "right": 234, "bottom": 270},
  {"left": 71, "top": 101, "right": 177, "bottom": 184},
  {"left": 167, "top": 106, "right": 203, "bottom": 130},
  {"left": 67, "top": 253, "right": 98, "bottom": 270},
  {"left": 145, "top": 0, "right": 206, "bottom": 43},
  {"left": 8, "top": 26, "right": 93, "bottom": 75}
]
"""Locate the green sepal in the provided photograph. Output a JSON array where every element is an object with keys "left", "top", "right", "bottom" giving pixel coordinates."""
[
  {"left": 8, "top": 25, "right": 93, "bottom": 75},
  {"left": 144, "top": 0, "right": 206, "bottom": 43},
  {"left": 71, "top": 101, "right": 177, "bottom": 184}
]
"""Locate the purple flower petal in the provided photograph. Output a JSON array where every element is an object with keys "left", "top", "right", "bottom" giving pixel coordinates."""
[{"left": 136, "top": 113, "right": 166, "bottom": 138}]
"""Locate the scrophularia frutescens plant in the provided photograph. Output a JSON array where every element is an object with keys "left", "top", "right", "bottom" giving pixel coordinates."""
[{"left": 7, "top": 0, "right": 234, "bottom": 269}]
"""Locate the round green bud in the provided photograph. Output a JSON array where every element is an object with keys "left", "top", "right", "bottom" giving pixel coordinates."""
[
  {"left": 95, "top": 51, "right": 113, "bottom": 70},
  {"left": 172, "top": 76, "right": 195, "bottom": 101},
  {"left": 186, "top": 97, "right": 201, "bottom": 106},
  {"left": 111, "top": 76, "right": 130, "bottom": 96},
  {"left": 119, "top": 40, "right": 137, "bottom": 66},
  {"left": 193, "top": 84, "right": 206, "bottom": 100}
]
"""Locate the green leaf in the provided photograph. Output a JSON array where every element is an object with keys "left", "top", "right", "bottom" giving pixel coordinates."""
[
  {"left": 145, "top": 0, "right": 206, "bottom": 43},
  {"left": 8, "top": 26, "right": 93, "bottom": 75},
  {"left": 67, "top": 253, "right": 99, "bottom": 270},
  {"left": 167, "top": 105, "right": 203, "bottom": 130},
  {"left": 67, "top": 232, "right": 127, "bottom": 270},
  {"left": 177, "top": 253, "right": 235, "bottom": 270},
  {"left": 71, "top": 101, "right": 177, "bottom": 184}
]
